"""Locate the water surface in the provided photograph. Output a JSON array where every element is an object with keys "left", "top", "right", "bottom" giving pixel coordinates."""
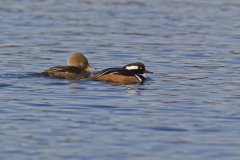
[{"left": 1, "top": 0, "right": 240, "bottom": 159}]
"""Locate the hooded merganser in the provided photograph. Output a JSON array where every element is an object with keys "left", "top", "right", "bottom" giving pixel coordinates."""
[
  {"left": 90, "top": 62, "right": 152, "bottom": 84},
  {"left": 42, "top": 52, "right": 95, "bottom": 80}
]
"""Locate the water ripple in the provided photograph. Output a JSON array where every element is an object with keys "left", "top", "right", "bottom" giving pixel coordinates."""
[{"left": 0, "top": 0, "right": 240, "bottom": 160}]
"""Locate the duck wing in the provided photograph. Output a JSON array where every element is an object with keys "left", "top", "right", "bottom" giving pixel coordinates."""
[
  {"left": 43, "top": 66, "right": 84, "bottom": 74},
  {"left": 96, "top": 68, "right": 124, "bottom": 77}
]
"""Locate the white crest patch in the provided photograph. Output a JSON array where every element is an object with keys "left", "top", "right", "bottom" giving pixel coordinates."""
[{"left": 126, "top": 65, "right": 139, "bottom": 70}]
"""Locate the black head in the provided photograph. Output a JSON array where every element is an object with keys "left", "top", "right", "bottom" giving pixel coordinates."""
[
  {"left": 123, "top": 62, "right": 152, "bottom": 74},
  {"left": 123, "top": 62, "right": 152, "bottom": 82}
]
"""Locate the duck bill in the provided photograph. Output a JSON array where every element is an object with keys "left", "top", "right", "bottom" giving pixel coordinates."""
[
  {"left": 87, "top": 65, "right": 96, "bottom": 71},
  {"left": 144, "top": 69, "right": 153, "bottom": 74}
]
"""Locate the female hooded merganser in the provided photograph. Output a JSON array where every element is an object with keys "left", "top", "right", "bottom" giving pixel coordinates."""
[
  {"left": 90, "top": 62, "right": 152, "bottom": 84},
  {"left": 42, "top": 52, "right": 95, "bottom": 80}
]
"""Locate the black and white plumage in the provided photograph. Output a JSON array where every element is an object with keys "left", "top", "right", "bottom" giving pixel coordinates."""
[{"left": 91, "top": 62, "right": 152, "bottom": 84}]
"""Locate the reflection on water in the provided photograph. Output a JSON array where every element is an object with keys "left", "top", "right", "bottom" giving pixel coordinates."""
[{"left": 0, "top": 0, "right": 240, "bottom": 159}]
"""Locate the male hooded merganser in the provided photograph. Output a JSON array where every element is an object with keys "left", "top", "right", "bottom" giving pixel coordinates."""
[
  {"left": 90, "top": 62, "right": 152, "bottom": 84},
  {"left": 42, "top": 52, "right": 95, "bottom": 80}
]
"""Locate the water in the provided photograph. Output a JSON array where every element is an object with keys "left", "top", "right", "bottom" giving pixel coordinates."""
[{"left": 0, "top": 0, "right": 240, "bottom": 159}]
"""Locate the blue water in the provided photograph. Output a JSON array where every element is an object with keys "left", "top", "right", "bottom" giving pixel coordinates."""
[{"left": 1, "top": 0, "right": 240, "bottom": 159}]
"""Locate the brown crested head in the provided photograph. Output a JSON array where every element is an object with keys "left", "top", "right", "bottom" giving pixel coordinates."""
[{"left": 67, "top": 52, "right": 95, "bottom": 70}]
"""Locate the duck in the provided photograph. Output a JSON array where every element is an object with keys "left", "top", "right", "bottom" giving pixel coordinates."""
[
  {"left": 42, "top": 52, "right": 95, "bottom": 80},
  {"left": 90, "top": 62, "right": 152, "bottom": 84}
]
